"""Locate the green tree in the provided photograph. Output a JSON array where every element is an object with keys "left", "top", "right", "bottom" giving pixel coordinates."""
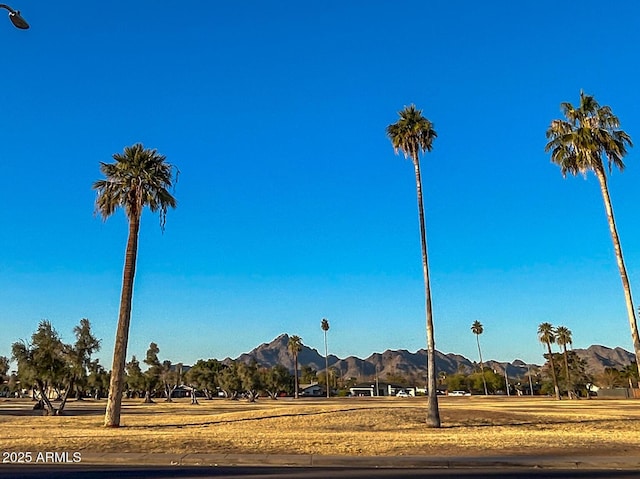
[
  {"left": 185, "top": 359, "right": 224, "bottom": 401},
  {"left": 161, "top": 360, "right": 183, "bottom": 403},
  {"left": 321, "top": 318, "right": 330, "bottom": 398},
  {"left": 94, "top": 143, "right": 178, "bottom": 427},
  {"left": 11, "top": 320, "right": 69, "bottom": 415},
  {"left": 87, "top": 360, "right": 109, "bottom": 399},
  {"left": 64, "top": 318, "right": 101, "bottom": 404},
  {"left": 538, "top": 323, "right": 560, "bottom": 400},
  {"left": 124, "top": 356, "right": 146, "bottom": 398},
  {"left": 238, "top": 361, "right": 262, "bottom": 402},
  {"left": 471, "top": 320, "right": 488, "bottom": 395},
  {"left": 219, "top": 362, "right": 242, "bottom": 399},
  {"left": 300, "top": 365, "right": 317, "bottom": 384},
  {"left": 261, "top": 364, "right": 293, "bottom": 399},
  {"left": 387, "top": 104, "right": 440, "bottom": 427},
  {"left": 142, "top": 342, "right": 162, "bottom": 403},
  {"left": 621, "top": 363, "right": 638, "bottom": 389},
  {"left": 288, "top": 335, "right": 303, "bottom": 399},
  {"left": 0, "top": 356, "right": 9, "bottom": 396},
  {"left": 546, "top": 92, "right": 639, "bottom": 370},
  {"left": 555, "top": 326, "right": 574, "bottom": 398}
]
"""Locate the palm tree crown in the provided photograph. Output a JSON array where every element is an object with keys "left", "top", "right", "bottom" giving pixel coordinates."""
[
  {"left": 545, "top": 91, "right": 632, "bottom": 178},
  {"left": 386, "top": 104, "right": 437, "bottom": 163},
  {"left": 321, "top": 319, "right": 329, "bottom": 332},
  {"left": 94, "top": 143, "right": 177, "bottom": 227},
  {"left": 555, "top": 326, "right": 572, "bottom": 349},
  {"left": 471, "top": 320, "right": 484, "bottom": 336},
  {"left": 538, "top": 322, "right": 560, "bottom": 400},
  {"left": 538, "top": 322, "right": 556, "bottom": 346}
]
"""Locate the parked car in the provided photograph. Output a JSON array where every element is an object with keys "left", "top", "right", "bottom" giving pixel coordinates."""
[
  {"left": 448, "top": 390, "right": 471, "bottom": 396},
  {"left": 396, "top": 390, "right": 410, "bottom": 397}
]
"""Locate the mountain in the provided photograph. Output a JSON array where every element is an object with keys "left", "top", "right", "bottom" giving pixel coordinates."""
[
  {"left": 573, "top": 345, "right": 636, "bottom": 375},
  {"left": 227, "top": 334, "right": 636, "bottom": 382},
  {"left": 228, "top": 334, "right": 538, "bottom": 380}
]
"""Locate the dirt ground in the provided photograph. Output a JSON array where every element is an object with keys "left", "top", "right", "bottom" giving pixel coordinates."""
[{"left": 1, "top": 396, "right": 639, "bottom": 457}]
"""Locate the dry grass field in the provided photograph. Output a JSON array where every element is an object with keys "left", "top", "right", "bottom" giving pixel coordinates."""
[{"left": 1, "top": 396, "right": 639, "bottom": 457}]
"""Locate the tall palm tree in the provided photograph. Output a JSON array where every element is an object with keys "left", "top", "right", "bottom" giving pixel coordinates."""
[
  {"left": 321, "top": 318, "right": 330, "bottom": 398},
  {"left": 387, "top": 104, "right": 440, "bottom": 427},
  {"left": 94, "top": 143, "right": 177, "bottom": 427},
  {"left": 545, "top": 91, "right": 639, "bottom": 370},
  {"left": 538, "top": 322, "right": 560, "bottom": 400},
  {"left": 288, "top": 335, "right": 303, "bottom": 399},
  {"left": 471, "top": 320, "right": 488, "bottom": 395},
  {"left": 555, "top": 326, "right": 573, "bottom": 398}
]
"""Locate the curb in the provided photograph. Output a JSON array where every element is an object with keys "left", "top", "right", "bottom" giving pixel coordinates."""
[{"left": 78, "top": 453, "right": 640, "bottom": 470}]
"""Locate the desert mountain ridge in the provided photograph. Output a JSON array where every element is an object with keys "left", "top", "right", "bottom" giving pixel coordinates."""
[{"left": 224, "top": 334, "right": 635, "bottom": 380}]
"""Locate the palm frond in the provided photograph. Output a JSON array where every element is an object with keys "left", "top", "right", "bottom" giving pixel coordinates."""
[{"left": 93, "top": 143, "right": 177, "bottom": 229}]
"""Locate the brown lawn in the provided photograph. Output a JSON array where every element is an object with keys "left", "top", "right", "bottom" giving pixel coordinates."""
[{"left": 1, "top": 396, "right": 639, "bottom": 457}]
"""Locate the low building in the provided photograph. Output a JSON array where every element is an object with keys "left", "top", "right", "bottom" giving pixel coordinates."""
[{"left": 349, "top": 382, "right": 415, "bottom": 397}]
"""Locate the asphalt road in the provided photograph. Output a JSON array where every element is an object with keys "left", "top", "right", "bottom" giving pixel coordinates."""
[{"left": 1, "top": 466, "right": 640, "bottom": 479}]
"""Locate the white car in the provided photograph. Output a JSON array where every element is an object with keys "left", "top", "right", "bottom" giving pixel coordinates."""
[
  {"left": 396, "top": 390, "right": 410, "bottom": 397},
  {"left": 448, "top": 390, "right": 471, "bottom": 396}
]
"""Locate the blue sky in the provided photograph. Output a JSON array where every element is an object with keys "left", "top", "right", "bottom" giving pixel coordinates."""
[{"left": 2, "top": 1, "right": 640, "bottom": 369}]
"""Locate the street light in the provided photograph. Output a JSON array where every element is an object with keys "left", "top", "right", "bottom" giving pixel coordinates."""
[{"left": 0, "top": 4, "right": 29, "bottom": 29}]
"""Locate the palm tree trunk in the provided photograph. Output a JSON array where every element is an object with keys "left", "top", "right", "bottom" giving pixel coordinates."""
[
  {"left": 562, "top": 345, "right": 572, "bottom": 399},
  {"left": 476, "top": 335, "right": 488, "bottom": 395},
  {"left": 293, "top": 355, "right": 299, "bottom": 399},
  {"left": 546, "top": 343, "right": 561, "bottom": 400},
  {"left": 324, "top": 331, "right": 329, "bottom": 398},
  {"left": 104, "top": 215, "right": 141, "bottom": 427},
  {"left": 413, "top": 156, "right": 440, "bottom": 428},
  {"left": 594, "top": 167, "right": 640, "bottom": 379}
]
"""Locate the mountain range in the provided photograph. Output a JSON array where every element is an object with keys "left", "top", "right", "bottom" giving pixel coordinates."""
[{"left": 226, "top": 334, "right": 636, "bottom": 381}]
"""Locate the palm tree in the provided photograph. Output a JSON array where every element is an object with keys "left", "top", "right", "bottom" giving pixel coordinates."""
[
  {"left": 555, "top": 326, "right": 573, "bottom": 398},
  {"left": 471, "top": 320, "right": 488, "bottom": 395},
  {"left": 94, "top": 143, "right": 177, "bottom": 427},
  {"left": 288, "top": 335, "right": 303, "bottom": 399},
  {"left": 387, "top": 104, "right": 440, "bottom": 427},
  {"left": 538, "top": 322, "right": 560, "bottom": 400},
  {"left": 321, "top": 318, "right": 330, "bottom": 398},
  {"left": 545, "top": 91, "right": 639, "bottom": 370}
]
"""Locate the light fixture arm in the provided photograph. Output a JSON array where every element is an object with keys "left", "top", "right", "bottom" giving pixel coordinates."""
[{"left": 0, "top": 4, "right": 29, "bottom": 29}]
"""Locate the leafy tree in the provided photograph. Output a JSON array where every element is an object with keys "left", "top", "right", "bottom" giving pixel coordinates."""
[
  {"left": 621, "top": 363, "right": 638, "bottom": 389},
  {"left": 546, "top": 92, "right": 639, "bottom": 370},
  {"left": 64, "top": 318, "right": 101, "bottom": 404},
  {"left": 160, "top": 360, "right": 183, "bottom": 402},
  {"left": 597, "top": 367, "right": 625, "bottom": 389},
  {"left": 94, "top": 143, "right": 178, "bottom": 427},
  {"left": 185, "top": 359, "right": 224, "bottom": 401},
  {"left": 12, "top": 320, "right": 69, "bottom": 415},
  {"left": 555, "top": 326, "right": 574, "bottom": 398},
  {"left": 387, "top": 104, "right": 440, "bottom": 427},
  {"left": 287, "top": 335, "right": 303, "bottom": 399},
  {"left": 321, "top": 318, "right": 330, "bottom": 398},
  {"left": 0, "top": 356, "right": 9, "bottom": 396},
  {"left": 238, "top": 361, "right": 262, "bottom": 402},
  {"left": 142, "top": 342, "right": 162, "bottom": 403},
  {"left": 300, "top": 365, "right": 317, "bottom": 384},
  {"left": 124, "top": 356, "right": 145, "bottom": 398},
  {"left": 261, "top": 364, "right": 293, "bottom": 399},
  {"left": 471, "top": 320, "right": 488, "bottom": 395},
  {"left": 445, "top": 373, "right": 469, "bottom": 392},
  {"left": 87, "top": 360, "right": 110, "bottom": 399},
  {"left": 538, "top": 323, "right": 560, "bottom": 400},
  {"left": 219, "top": 362, "right": 242, "bottom": 399}
]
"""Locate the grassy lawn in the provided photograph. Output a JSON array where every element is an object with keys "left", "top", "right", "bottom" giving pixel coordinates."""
[{"left": 1, "top": 396, "right": 639, "bottom": 457}]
